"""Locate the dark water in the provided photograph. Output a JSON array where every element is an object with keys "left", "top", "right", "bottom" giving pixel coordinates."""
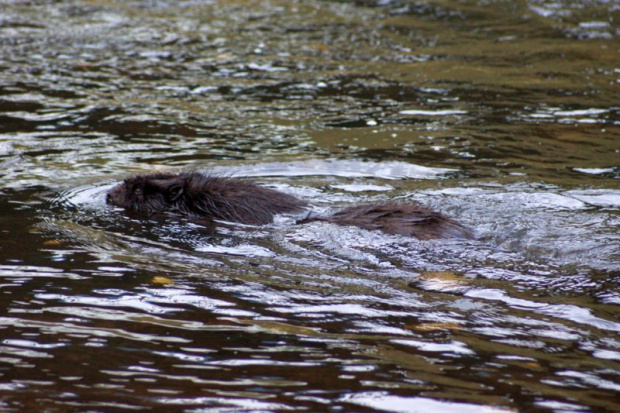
[{"left": 1, "top": 0, "right": 619, "bottom": 411}]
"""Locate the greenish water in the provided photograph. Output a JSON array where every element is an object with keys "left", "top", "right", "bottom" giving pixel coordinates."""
[{"left": 0, "top": 0, "right": 619, "bottom": 411}]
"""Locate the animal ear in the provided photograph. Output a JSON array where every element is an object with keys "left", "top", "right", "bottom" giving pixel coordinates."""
[{"left": 146, "top": 177, "right": 185, "bottom": 201}]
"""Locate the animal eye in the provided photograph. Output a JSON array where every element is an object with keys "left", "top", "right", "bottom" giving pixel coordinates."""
[{"left": 134, "top": 188, "right": 142, "bottom": 195}]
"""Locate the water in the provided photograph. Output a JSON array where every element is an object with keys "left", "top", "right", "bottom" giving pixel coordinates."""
[{"left": 1, "top": 0, "right": 619, "bottom": 411}]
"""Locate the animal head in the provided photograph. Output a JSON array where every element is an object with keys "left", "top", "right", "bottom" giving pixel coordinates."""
[{"left": 107, "top": 173, "right": 186, "bottom": 213}]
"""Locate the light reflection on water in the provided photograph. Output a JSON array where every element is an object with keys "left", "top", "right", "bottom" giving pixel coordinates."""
[
  {"left": 341, "top": 392, "right": 514, "bottom": 413},
  {"left": 1, "top": 0, "right": 619, "bottom": 411},
  {"left": 3, "top": 157, "right": 619, "bottom": 411}
]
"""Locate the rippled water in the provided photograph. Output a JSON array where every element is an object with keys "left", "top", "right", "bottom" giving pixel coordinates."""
[{"left": 1, "top": 0, "right": 619, "bottom": 411}]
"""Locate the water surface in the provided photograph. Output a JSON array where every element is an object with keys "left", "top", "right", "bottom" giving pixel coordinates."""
[{"left": 1, "top": 0, "right": 619, "bottom": 411}]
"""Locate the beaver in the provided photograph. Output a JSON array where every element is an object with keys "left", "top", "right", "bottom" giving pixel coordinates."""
[
  {"left": 107, "top": 171, "right": 474, "bottom": 240},
  {"left": 106, "top": 172, "right": 308, "bottom": 225}
]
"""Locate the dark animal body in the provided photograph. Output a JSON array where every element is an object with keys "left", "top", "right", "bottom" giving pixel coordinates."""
[
  {"left": 107, "top": 172, "right": 474, "bottom": 240},
  {"left": 307, "top": 203, "right": 473, "bottom": 240},
  {"left": 106, "top": 172, "right": 307, "bottom": 225}
]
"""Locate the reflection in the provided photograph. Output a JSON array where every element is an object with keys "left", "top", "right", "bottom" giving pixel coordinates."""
[
  {"left": 464, "top": 288, "right": 620, "bottom": 332},
  {"left": 0, "top": 0, "right": 619, "bottom": 411},
  {"left": 522, "top": 106, "right": 614, "bottom": 124},
  {"left": 222, "top": 159, "right": 456, "bottom": 179},
  {"left": 156, "top": 397, "right": 294, "bottom": 410},
  {"left": 399, "top": 109, "right": 468, "bottom": 116},
  {"left": 0, "top": 264, "right": 86, "bottom": 280},
  {"left": 0, "top": 316, "right": 191, "bottom": 344},
  {"left": 341, "top": 392, "right": 513, "bottom": 413}
]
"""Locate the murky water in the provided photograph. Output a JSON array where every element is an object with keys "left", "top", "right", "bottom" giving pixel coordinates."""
[{"left": 1, "top": 0, "right": 619, "bottom": 411}]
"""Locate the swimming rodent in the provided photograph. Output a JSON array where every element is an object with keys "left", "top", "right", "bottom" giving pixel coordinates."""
[{"left": 107, "top": 171, "right": 474, "bottom": 240}]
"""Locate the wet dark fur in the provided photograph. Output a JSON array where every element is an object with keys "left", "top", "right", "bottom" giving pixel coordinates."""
[
  {"left": 107, "top": 172, "right": 308, "bottom": 225},
  {"left": 107, "top": 172, "right": 474, "bottom": 240},
  {"left": 305, "top": 203, "right": 474, "bottom": 240}
]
